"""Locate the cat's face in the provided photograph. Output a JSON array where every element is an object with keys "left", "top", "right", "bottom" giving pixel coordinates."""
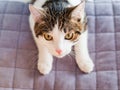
[
  {"left": 37, "top": 23, "right": 81, "bottom": 58},
  {"left": 29, "top": 1, "right": 87, "bottom": 58}
]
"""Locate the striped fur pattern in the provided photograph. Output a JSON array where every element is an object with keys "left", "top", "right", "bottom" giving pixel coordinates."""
[{"left": 32, "top": 0, "right": 87, "bottom": 42}]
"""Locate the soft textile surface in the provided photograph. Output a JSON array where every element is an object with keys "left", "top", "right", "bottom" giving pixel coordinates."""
[{"left": 0, "top": 0, "right": 120, "bottom": 90}]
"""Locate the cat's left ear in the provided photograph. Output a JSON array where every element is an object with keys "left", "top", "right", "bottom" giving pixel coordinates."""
[
  {"left": 71, "top": 1, "right": 85, "bottom": 19},
  {"left": 29, "top": 4, "right": 44, "bottom": 22}
]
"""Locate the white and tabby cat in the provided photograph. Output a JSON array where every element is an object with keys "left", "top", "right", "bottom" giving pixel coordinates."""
[{"left": 29, "top": 0, "right": 94, "bottom": 75}]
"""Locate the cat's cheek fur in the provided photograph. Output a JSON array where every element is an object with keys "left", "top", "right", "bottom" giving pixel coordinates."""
[
  {"left": 75, "top": 30, "right": 94, "bottom": 73},
  {"left": 39, "top": 37, "right": 72, "bottom": 58}
]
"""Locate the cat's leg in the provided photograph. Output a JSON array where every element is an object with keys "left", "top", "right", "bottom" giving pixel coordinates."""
[
  {"left": 74, "top": 30, "right": 94, "bottom": 73},
  {"left": 36, "top": 40, "right": 53, "bottom": 75}
]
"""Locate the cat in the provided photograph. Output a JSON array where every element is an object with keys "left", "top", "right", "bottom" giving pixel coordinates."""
[{"left": 29, "top": 0, "right": 94, "bottom": 75}]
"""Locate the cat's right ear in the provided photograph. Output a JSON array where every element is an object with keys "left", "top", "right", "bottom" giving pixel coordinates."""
[{"left": 29, "top": 4, "right": 43, "bottom": 22}]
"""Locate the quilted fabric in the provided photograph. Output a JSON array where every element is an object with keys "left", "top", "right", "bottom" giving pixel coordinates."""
[{"left": 0, "top": 0, "right": 120, "bottom": 90}]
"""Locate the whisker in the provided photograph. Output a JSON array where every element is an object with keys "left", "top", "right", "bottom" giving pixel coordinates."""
[{"left": 28, "top": 52, "right": 38, "bottom": 69}]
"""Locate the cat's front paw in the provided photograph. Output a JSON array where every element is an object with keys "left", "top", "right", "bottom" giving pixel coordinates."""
[
  {"left": 77, "top": 57, "right": 94, "bottom": 73},
  {"left": 38, "top": 62, "right": 52, "bottom": 75}
]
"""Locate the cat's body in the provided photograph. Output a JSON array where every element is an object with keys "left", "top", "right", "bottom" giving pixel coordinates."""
[{"left": 29, "top": 0, "right": 94, "bottom": 75}]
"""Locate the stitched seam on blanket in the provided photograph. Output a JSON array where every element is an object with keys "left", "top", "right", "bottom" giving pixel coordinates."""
[{"left": 112, "top": 1, "right": 119, "bottom": 90}]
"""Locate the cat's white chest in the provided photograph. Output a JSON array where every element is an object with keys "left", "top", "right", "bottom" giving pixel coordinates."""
[
  {"left": 33, "top": 0, "right": 47, "bottom": 8},
  {"left": 68, "top": 0, "right": 82, "bottom": 6}
]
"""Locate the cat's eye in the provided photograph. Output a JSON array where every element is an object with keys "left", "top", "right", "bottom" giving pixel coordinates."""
[
  {"left": 43, "top": 33, "right": 53, "bottom": 41},
  {"left": 65, "top": 33, "right": 74, "bottom": 40}
]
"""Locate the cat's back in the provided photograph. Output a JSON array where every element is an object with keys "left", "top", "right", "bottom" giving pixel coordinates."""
[{"left": 33, "top": 0, "right": 81, "bottom": 8}]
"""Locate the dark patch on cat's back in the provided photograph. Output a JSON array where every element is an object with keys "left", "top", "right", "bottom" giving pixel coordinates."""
[{"left": 42, "top": 0, "right": 69, "bottom": 7}]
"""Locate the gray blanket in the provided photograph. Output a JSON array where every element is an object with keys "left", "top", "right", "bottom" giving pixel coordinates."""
[{"left": 0, "top": 0, "right": 120, "bottom": 90}]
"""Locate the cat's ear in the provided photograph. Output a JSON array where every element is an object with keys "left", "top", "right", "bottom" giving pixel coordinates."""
[
  {"left": 29, "top": 4, "right": 43, "bottom": 22},
  {"left": 71, "top": 1, "right": 85, "bottom": 19}
]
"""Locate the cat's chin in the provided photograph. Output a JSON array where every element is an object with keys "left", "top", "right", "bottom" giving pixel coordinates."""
[
  {"left": 52, "top": 50, "right": 71, "bottom": 58},
  {"left": 53, "top": 54, "right": 66, "bottom": 58},
  {"left": 56, "top": 55, "right": 64, "bottom": 58}
]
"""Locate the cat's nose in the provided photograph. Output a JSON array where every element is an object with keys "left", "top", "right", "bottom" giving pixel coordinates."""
[{"left": 56, "top": 49, "right": 62, "bottom": 55}]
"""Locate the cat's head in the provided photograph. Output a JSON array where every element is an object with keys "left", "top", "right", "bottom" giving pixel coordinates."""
[{"left": 29, "top": 1, "right": 87, "bottom": 58}]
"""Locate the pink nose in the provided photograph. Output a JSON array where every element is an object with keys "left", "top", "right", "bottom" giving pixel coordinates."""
[{"left": 56, "top": 49, "right": 62, "bottom": 55}]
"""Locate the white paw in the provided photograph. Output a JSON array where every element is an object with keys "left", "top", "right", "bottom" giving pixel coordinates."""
[
  {"left": 38, "top": 63, "right": 52, "bottom": 75},
  {"left": 77, "top": 58, "right": 94, "bottom": 73}
]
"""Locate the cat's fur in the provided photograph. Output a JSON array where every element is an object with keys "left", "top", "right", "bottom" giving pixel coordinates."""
[{"left": 29, "top": 0, "right": 94, "bottom": 75}]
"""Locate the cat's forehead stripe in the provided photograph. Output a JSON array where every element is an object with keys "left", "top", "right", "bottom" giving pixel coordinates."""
[{"left": 42, "top": 0, "right": 72, "bottom": 28}]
